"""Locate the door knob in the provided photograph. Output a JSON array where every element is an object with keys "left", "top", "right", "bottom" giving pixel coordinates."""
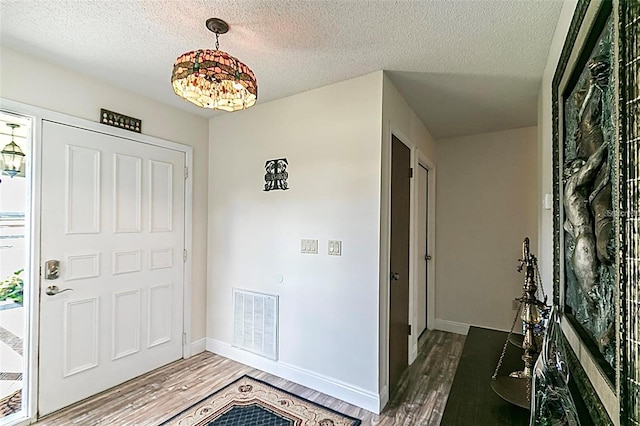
[
  {"left": 391, "top": 272, "right": 400, "bottom": 281},
  {"left": 45, "top": 285, "right": 73, "bottom": 296},
  {"left": 425, "top": 255, "right": 432, "bottom": 261}
]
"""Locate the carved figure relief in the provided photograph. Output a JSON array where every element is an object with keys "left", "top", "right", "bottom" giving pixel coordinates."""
[{"left": 562, "top": 16, "right": 615, "bottom": 369}]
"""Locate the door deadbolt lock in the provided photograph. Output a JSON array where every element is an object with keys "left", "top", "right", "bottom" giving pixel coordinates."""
[{"left": 45, "top": 260, "right": 60, "bottom": 280}]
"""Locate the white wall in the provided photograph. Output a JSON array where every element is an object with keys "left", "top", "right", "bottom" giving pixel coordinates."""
[
  {"left": 537, "top": 0, "right": 578, "bottom": 301},
  {"left": 207, "top": 72, "right": 383, "bottom": 412},
  {"left": 435, "top": 126, "right": 538, "bottom": 332},
  {"left": 0, "top": 46, "right": 209, "bottom": 343},
  {"left": 378, "top": 74, "right": 436, "bottom": 405}
]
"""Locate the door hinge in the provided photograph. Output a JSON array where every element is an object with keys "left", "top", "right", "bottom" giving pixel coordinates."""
[
  {"left": 183, "top": 249, "right": 187, "bottom": 262},
  {"left": 182, "top": 332, "right": 187, "bottom": 345},
  {"left": 408, "top": 324, "right": 412, "bottom": 336},
  {"left": 184, "top": 167, "right": 189, "bottom": 179},
  {"left": 409, "top": 167, "right": 414, "bottom": 178}
]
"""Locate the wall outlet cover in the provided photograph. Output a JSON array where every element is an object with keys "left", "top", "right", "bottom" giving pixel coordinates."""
[{"left": 328, "top": 240, "right": 342, "bottom": 256}]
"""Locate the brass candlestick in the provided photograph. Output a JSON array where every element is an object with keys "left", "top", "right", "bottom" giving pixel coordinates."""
[{"left": 510, "top": 238, "right": 545, "bottom": 379}]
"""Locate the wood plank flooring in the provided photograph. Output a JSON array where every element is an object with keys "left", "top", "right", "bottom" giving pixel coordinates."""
[{"left": 34, "top": 330, "right": 465, "bottom": 426}]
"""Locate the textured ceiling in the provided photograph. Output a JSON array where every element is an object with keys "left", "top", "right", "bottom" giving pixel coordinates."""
[{"left": 0, "top": 1, "right": 563, "bottom": 139}]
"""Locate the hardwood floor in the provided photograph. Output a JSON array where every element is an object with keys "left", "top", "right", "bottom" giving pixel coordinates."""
[{"left": 34, "top": 330, "right": 465, "bottom": 426}]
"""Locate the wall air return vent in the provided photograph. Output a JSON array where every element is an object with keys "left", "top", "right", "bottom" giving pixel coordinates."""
[{"left": 233, "top": 289, "right": 278, "bottom": 360}]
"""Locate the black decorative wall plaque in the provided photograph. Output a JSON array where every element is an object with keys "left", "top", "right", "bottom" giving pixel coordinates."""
[
  {"left": 100, "top": 109, "right": 141, "bottom": 133},
  {"left": 264, "top": 158, "right": 289, "bottom": 191}
]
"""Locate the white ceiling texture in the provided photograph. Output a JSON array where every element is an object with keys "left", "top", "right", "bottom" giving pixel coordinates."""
[{"left": 0, "top": 1, "right": 564, "bottom": 139}]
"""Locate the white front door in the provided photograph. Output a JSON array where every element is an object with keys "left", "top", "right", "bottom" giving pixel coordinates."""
[{"left": 38, "top": 121, "right": 185, "bottom": 415}]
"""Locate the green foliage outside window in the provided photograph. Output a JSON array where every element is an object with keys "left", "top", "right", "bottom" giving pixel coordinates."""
[{"left": 0, "top": 269, "right": 24, "bottom": 305}]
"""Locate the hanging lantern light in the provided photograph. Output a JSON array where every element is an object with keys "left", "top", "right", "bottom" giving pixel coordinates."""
[
  {"left": 171, "top": 18, "right": 257, "bottom": 112},
  {"left": 1, "top": 123, "right": 25, "bottom": 178}
]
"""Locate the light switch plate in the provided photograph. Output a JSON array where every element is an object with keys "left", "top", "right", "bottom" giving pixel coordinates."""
[
  {"left": 328, "top": 240, "right": 342, "bottom": 256},
  {"left": 301, "top": 239, "right": 318, "bottom": 254}
]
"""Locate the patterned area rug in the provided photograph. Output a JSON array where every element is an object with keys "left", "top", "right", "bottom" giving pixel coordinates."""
[
  {"left": 0, "top": 390, "right": 21, "bottom": 418},
  {"left": 161, "top": 375, "right": 361, "bottom": 426}
]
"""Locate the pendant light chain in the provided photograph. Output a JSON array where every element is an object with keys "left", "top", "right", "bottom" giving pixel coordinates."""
[
  {"left": 492, "top": 301, "right": 523, "bottom": 380},
  {"left": 215, "top": 32, "right": 220, "bottom": 51}
]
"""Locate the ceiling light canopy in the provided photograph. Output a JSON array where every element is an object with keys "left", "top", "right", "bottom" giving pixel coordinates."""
[{"left": 172, "top": 18, "right": 257, "bottom": 112}]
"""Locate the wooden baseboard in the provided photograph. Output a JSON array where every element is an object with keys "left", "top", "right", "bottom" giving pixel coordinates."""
[
  {"left": 434, "top": 319, "right": 470, "bottom": 335},
  {"left": 206, "top": 338, "right": 381, "bottom": 414}
]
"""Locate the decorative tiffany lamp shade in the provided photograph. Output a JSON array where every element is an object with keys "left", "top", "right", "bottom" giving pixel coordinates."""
[
  {"left": 171, "top": 18, "right": 257, "bottom": 112},
  {"left": 171, "top": 49, "right": 257, "bottom": 111}
]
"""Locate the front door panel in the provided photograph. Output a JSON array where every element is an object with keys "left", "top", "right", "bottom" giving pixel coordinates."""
[{"left": 39, "top": 121, "right": 185, "bottom": 415}]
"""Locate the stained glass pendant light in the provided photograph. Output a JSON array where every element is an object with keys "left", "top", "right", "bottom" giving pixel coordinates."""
[
  {"left": 1, "top": 123, "right": 25, "bottom": 178},
  {"left": 172, "top": 18, "right": 257, "bottom": 112}
]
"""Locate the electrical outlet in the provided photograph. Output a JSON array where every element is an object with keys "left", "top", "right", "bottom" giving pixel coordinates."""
[{"left": 328, "top": 240, "right": 342, "bottom": 256}]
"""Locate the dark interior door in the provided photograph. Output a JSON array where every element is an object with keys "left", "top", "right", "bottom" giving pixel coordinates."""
[{"left": 389, "top": 135, "right": 411, "bottom": 394}]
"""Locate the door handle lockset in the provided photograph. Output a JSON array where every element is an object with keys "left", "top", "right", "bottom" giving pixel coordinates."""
[
  {"left": 391, "top": 272, "right": 400, "bottom": 281},
  {"left": 425, "top": 255, "right": 432, "bottom": 261},
  {"left": 45, "top": 285, "right": 73, "bottom": 296}
]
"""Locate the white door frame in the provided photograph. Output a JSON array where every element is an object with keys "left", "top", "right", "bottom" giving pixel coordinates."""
[
  {"left": 0, "top": 98, "right": 194, "bottom": 424},
  {"left": 0, "top": 108, "right": 39, "bottom": 426},
  {"left": 413, "top": 151, "right": 436, "bottom": 350},
  {"left": 404, "top": 145, "right": 436, "bottom": 365},
  {"left": 380, "top": 120, "right": 437, "bottom": 411},
  {"left": 380, "top": 124, "right": 411, "bottom": 410}
]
